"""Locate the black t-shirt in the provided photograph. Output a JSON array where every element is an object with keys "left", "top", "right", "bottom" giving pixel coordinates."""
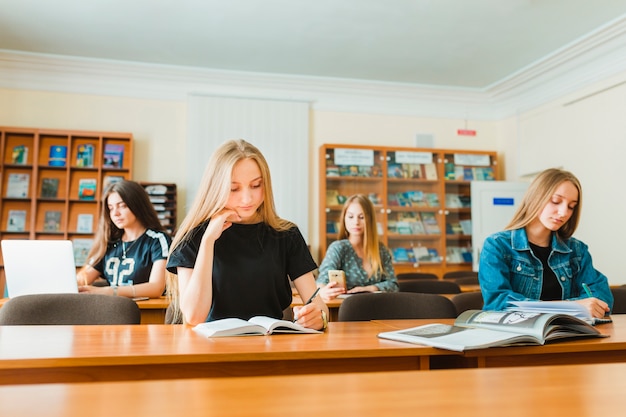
[
  {"left": 529, "top": 242, "right": 561, "bottom": 301},
  {"left": 167, "top": 221, "right": 317, "bottom": 322},
  {"left": 94, "top": 229, "right": 171, "bottom": 286}
]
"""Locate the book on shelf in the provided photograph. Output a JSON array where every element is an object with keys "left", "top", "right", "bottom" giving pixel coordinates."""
[
  {"left": 157, "top": 211, "right": 172, "bottom": 219},
  {"left": 11, "top": 145, "right": 28, "bottom": 164},
  {"left": 41, "top": 177, "right": 60, "bottom": 198},
  {"left": 412, "top": 246, "right": 431, "bottom": 262},
  {"left": 424, "top": 192, "right": 440, "bottom": 207},
  {"left": 420, "top": 212, "right": 440, "bottom": 234},
  {"left": 423, "top": 163, "right": 438, "bottom": 180},
  {"left": 43, "top": 210, "right": 62, "bottom": 232},
  {"left": 103, "top": 175, "right": 124, "bottom": 191},
  {"left": 392, "top": 247, "right": 410, "bottom": 262},
  {"left": 144, "top": 184, "right": 168, "bottom": 195},
  {"left": 48, "top": 145, "right": 68, "bottom": 167},
  {"left": 76, "top": 144, "right": 95, "bottom": 167},
  {"left": 445, "top": 193, "right": 463, "bottom": 208},
  {"left": 5, "top": 173, "right": 30, "bottom": 198},
  {"left": 326, "top": 221, "right": 339, "bottom": 234},
  {"left": 192, "top": 316, "right": 322, "bottom": 338},
  {"left": 454, "top": 165, "right": 465, "bottom": 180},
  {"left": 103, "top": 144, "right": 125, "bottom": 168},
  {"left": 325, "top": 165, "right": 340, "bottom": 177},
  {"left": 444, "top": 162, "right": 456, "bottom": 180},
  {"left": 149, "top": 196, "right": 167, "bottom": 203},
  {"left": 6, "top": 210, "right": 27, "bottom": 232},
  {"left": 507, "top": 301, "right": 612, "bottom": 325},
  {"left": 409, "top": 218, "right": 426, "bottom": 235},
  {"left": 78, "top": 178, "right": 97, "bottom": 200},
  {"left": 403, "top": 190, "right": 427, "bottom": 207},
  {"left": 387, "top": 163, "right": 404, "bottom": 178},
  {"left": 76, "top": 213, "right": 94, "bottom": 233},
  {"left": 377, "top": 309, "right": 605, "bottom": 352},
  {"left": 72, "top": 238, "right": 94, "bottom": 267},
  {"left": 459, "top": 219, "right": 472, "bottom": 235},
  {"left": 395, "top": 221, "right": 413, "bottom": 235},
  {"left": 326, "top": 189, "right": 340, "bottom": 205}
]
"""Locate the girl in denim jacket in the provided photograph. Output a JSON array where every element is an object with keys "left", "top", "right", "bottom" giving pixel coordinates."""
[{"left": 479, "top": 168, "right": 613, "bottom": 318}]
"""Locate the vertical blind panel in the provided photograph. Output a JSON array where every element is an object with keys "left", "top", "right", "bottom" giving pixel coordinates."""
[{"left": 187, "top": 95, "right": 310, "bottom": 241}]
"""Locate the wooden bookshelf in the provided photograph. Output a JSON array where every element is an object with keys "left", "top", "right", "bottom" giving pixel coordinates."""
[
  {"left": 139, "top": 182, "right": 177, "bottom": 236},
  {"left": 319, "top": 144, "right": 499, "bottom": 278},
  {"left": 0, "top": 126, "right": 133, "bottom": 295}
]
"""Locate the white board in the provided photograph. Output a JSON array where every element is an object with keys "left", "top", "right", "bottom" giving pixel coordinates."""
[{"left": 471, "top": 181, "right": 529, "bottom": 271}]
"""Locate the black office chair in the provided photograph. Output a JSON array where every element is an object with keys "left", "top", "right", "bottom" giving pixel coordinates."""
[
  {"left": 443, "top": 271, "right": 478, "bottom": 280},
  {"left": 396, "top": 272, "right": 439, "bottom": 281},
  {"left": 451, "top": 291, "right": 484, "bottom": 316},
  {"left": 610, "top": 287, "right": 626, "bottom": 314},
  {"left": 452, "top": 276, "right": 479, "bottom": 286},
  {"left": 398, "top": 279, "right": 461, "bottom": 294},
  {"left": 0, "top": 293, "right": 141, "bottom": 325},
  {"left": 337, "top": 292, "right": 457, "bottom": 321}
]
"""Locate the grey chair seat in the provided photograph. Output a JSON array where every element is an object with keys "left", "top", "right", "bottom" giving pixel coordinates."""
[
  {"left": 337, "top": 292, "right": 457, "bottom": 321},
  {"left": 0, "top": 293, "right": 141, "bottom": 325}
]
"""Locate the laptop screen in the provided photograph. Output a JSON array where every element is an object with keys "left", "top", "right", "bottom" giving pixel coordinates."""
[{"left": 1, "top": 240, "right": 79, "bottom": 298}]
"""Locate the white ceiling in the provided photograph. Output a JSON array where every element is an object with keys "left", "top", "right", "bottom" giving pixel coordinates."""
[
  {"left": 2, "top": 0, "right": 626, "bottom": 119},
  {"left": 2, "top": 0, "right": 626, "bottom": 89}
]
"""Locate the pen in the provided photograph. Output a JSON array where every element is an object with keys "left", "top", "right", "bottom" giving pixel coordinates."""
[
  {"left": 293, "top": 288, "right": 320, "bottom": 323},
  {"left": 582, "top": 283, "right": 593, "bottom": 298},
  {"left": 304, "top": 287, "right": 321, "bottom": 305}
]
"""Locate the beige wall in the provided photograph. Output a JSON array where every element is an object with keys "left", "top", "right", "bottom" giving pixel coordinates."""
[
  {"left": 2, "top": 75, "right": 625, "bottom": 284},
  {"left": 0, "top": 88, "right": 189, "bottom": 215}
]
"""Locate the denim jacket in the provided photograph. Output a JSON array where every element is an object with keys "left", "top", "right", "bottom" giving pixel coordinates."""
[{"left": 479, "top": 228, "right": 613, "bottom": 312}]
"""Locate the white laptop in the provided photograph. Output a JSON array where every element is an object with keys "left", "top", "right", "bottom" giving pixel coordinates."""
[{"left": 2, "top": 240, "right": 79, "bottom": 298}]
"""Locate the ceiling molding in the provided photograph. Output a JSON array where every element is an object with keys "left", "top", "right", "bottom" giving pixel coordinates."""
[{"left": 2, "top": 15, "right": 626, "bottom": 121}]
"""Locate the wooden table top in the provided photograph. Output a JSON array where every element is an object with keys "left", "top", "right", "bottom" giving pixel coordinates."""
[
  {"left": 0, "top": 362, "right": 623, "bottom": 416},
  {"left": 0, "top": 321, "right": 443, "bottom": 384}
]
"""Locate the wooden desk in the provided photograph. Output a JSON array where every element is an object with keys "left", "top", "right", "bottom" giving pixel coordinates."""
[
  {"left": 0, "top": 362, "right": 623, "bottom": 416},
  {"left": 0, "top": 321, "right": 449, "bottom": 385},
  {"left": 0, "top": 297, "right": 169, "bottom": 325},
  {"left": 375, "top": 314, "right": 626, "bottom": 368}
]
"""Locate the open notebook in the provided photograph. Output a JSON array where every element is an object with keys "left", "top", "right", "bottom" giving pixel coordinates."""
[{"left": 2, "top": 240, "right": 79, "bottom": 298}]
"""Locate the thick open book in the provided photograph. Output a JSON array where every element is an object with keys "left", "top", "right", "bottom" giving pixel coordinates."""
[
  {"left": 507, "top": 301, "right": 612, "bottom": 325},
  {"left": 192, "top": 316, "right": 322, "bottom": 337},
  {"left": 377, "top": 310, "right": 606, "bottom": 352}
]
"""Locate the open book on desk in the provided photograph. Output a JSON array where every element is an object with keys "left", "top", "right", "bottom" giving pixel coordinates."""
[
  {"left": 192, "top": 316, "right": 322, "bottom": 337},
  {"left": 377, "top": 310, "right": 606, "bottom": 352},
  {"left": 507, "top": 301, "right": 612, "bottom": 325}
]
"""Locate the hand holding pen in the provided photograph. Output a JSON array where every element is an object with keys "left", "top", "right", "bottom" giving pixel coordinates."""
[{"left": 293, "top": 287, "right": 322, "bottom": 327}]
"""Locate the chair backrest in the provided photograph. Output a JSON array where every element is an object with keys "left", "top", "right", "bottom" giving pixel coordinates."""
[
  {"left": 398, "top": 279, "right": 461, "bottom": 294},
  {"left": 452, "top": 276, "right": 479, "bottom": 286},
  {"left": 396, "top": 272, "right": 439, "bottom": 281},
  {"left": 610, "top": 287, "right": 626, "bottom": 314},
  {"left": 0, "top": 293, "right": 141, "bottom": 325},
  {"left": 337, "top": 292, "right": 457, "bottom": 321},
  {"left": 443, "top": 270, "right": 479, "bottom": 280},
  {"left": 451, "top": 291, "right": 484, "bottom": 316}
]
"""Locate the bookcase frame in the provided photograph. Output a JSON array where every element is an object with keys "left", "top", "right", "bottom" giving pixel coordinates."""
[
  {"left": 0, "top": 126, "right": 133, "bottom": 294},
  {"left": 319, "top": 144, "right": 499, "bottom": 279},
  {"left": 138, "top": 182, "right": 177, "bottom": 237}
]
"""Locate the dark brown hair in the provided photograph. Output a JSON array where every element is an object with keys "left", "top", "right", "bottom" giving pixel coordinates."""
[{"left": 87, "top": 180, "right": 166, "bottom": 265}]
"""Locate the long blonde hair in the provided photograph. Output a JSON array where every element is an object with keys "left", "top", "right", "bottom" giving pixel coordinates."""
[
  {"left": 166, "top": 139, "right": 293, "bottom": 319},
  {"left": 505, "top": 168, "right": 582, "bottom": 240},
  {"left": 338, "top": 194, "right": 383, "bottom": 276}
]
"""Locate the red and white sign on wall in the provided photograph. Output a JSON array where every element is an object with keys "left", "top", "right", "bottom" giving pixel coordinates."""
[{"left": 457, "top": 129, "right": 477, "bottom": 136}]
